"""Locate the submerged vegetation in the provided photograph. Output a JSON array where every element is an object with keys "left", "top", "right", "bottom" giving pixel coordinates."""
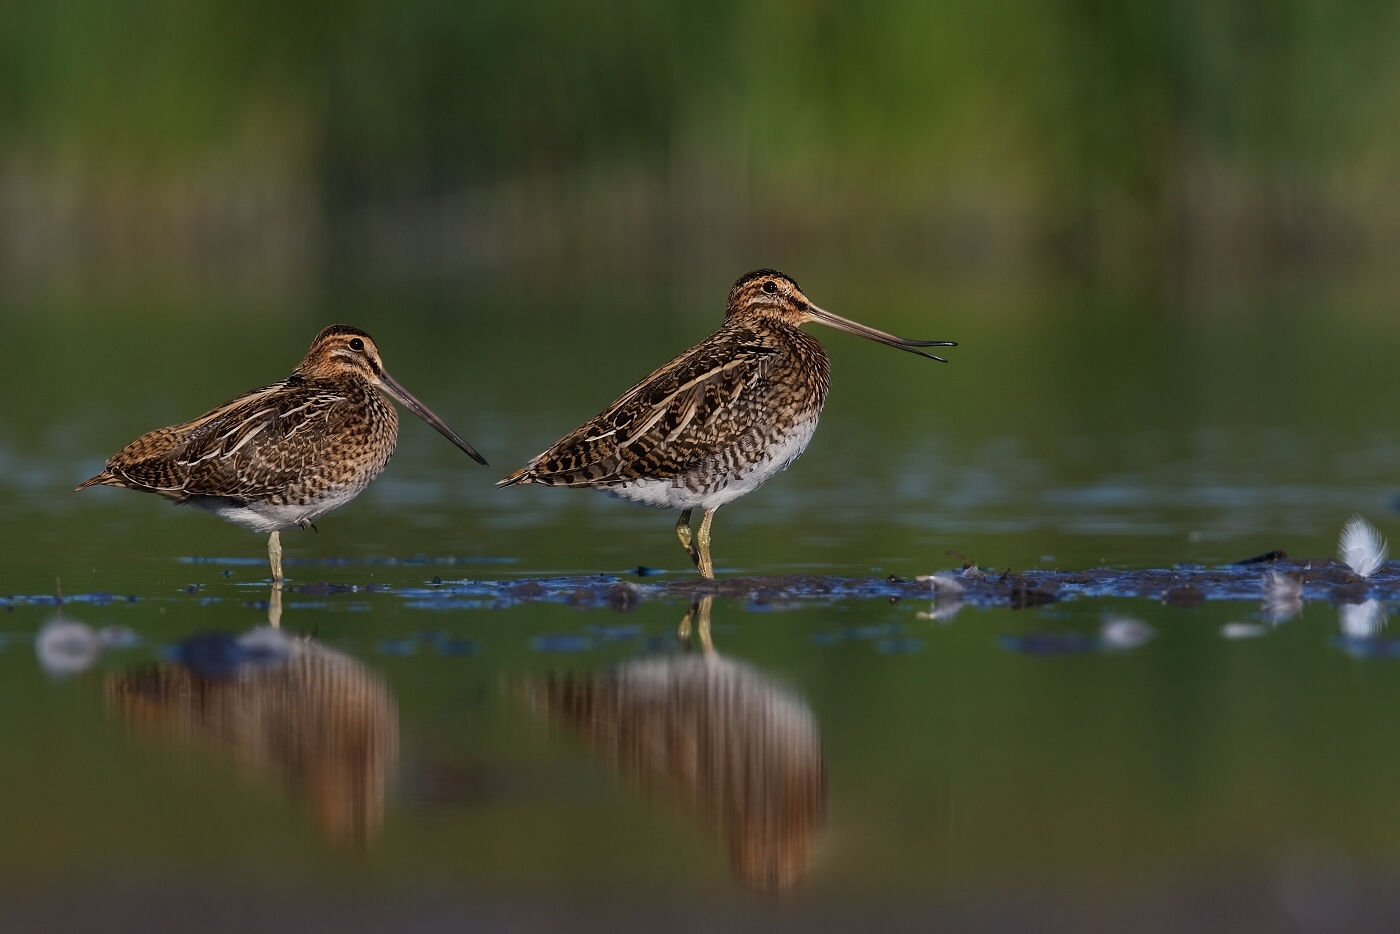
[{"left": 3, "top": 0, "right": 1400, "bottom": 294}]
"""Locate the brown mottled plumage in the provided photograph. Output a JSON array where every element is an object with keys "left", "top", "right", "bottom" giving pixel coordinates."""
[
  {"left": 520, "top": 598, "right": 828, "bottom": 893},
  {"left": 500, "top": 269, "right": 955, "bottom": 577},
  {"left": 106, "top": 634, "right": 399, "bottom": 847},
  {"left": 76, "top": 325, "right": 486, "bottom": 582}
]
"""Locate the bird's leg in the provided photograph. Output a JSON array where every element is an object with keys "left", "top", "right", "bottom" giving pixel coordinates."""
[
  {"left": 677, "top": 597, "right": 696, "bottom": 642},
  {"left": 268, "top": 530, "right": 284, "bottom": 584},
  {"left": 267, "top": 582, "right": 283, "bottom": 629},
  {"left": 267, "top": 531, "right": 284, "bottom": 628},
  {"left": 694, "top": 595, "right": 713, "bottom": 653},
  {"left": 676, "top": 595, "right": 714, "bottom": 653},
  {"left": 675, "top": 509, "right": 699, "bottom": 568},
  {"left": 695, "top": 508, "right": 717, "bottom": 579}
]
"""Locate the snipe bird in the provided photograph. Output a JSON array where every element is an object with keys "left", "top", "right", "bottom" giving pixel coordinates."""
[
  {"left": 76, "top": 325, "right": 486, "bottom": 581},
  {"left": 499, "top": 270, "right": 954, "bottom": 577}
]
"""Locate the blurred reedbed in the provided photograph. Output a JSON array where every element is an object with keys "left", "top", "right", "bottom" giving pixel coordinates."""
[{"left": 2, "top": 0, "right": 1399, "bottom": 299}]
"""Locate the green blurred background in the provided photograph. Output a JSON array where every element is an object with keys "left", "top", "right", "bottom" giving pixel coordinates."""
[
  {"left": 4, "top": 0, "right": 1400, "bottom": 301},
  {"left": 3, "top": 4, "right": 1400, "bottom": 927}
]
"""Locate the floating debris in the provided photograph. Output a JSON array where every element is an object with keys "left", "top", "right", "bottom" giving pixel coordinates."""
[
  {"left": 80, "top": 551, "right": 1400, "bottom": 623},
  {"left": 1222, "top": 623, "right": 1267, "bottom": 639},
  {"left": 244, "top": 557, "right": 1400, "bottom": 618},
  {"left": 1339, "top": 515, "right": 1388, "bottom": 579},
  {"left": 1235, "top": 550, "right": 1288, "bottom": 565}
]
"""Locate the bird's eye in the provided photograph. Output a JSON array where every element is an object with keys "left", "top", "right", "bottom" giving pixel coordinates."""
[
  {"left": 348, "top": 338, "right": 364, "bottom": 352},
  {"left": 762, "top": 281, "right": 777, "bottom": 294}
]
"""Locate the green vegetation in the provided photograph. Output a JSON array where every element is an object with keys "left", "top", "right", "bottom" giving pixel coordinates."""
[{"left": 3, "top": 0, "right": 1399, "bottom": 290}]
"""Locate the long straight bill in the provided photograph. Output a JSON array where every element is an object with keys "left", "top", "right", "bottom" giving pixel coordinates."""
[
  {"left": 378, "top": 370, "right": 489, "bottom": 464},
  {"left": 808, "top": 305, "right": 956, "bottom": 361}
]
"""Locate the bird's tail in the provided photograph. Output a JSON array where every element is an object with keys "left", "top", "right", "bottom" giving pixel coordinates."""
[{"left": 496, "top": 468, "right": 532, "bottom": 488}]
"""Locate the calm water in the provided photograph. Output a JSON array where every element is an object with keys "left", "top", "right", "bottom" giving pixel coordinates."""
[{"left": 2, "top": 284, "right": 1400, "bottom": 930}]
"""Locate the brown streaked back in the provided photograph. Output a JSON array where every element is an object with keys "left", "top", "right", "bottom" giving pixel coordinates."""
[{"left": 499, "top": 316, "right": 828, "bottom": 490}]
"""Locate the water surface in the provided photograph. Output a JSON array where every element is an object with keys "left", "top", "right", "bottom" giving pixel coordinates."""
[{"left": 2, "top": 286, "right": 1400, "bottom": 930}]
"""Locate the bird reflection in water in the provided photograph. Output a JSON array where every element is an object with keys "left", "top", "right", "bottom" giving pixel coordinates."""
[
  {"left": 105, "top": 627, "right": 399, "bottom": 846},
  {"left": 267, "top": 581, "right": 283, "bottom": 628},
  {"left": 523, "top": 596, "right": 828, "bottom": 893}
]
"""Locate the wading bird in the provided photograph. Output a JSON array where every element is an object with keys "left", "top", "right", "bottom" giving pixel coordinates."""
[
  {"left": 76, "top": 325, "right": 486, "bottom": 582},
  {"left": 499, "top": 270, "right": 954, "bottom": 577}
]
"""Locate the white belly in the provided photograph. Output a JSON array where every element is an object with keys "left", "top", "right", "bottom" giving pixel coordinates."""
[
  {"left": 608, "top": 416, "right": 820, "bottom": 512},
  {"left": 191, "top": 485, "right": 367, "bottom": 533}
]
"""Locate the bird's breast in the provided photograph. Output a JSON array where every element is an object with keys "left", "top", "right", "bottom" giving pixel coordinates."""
[{"left": 611, "top": 409, "right": 822, "bottom": 511}]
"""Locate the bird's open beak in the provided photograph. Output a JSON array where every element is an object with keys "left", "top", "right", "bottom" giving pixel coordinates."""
[
  {"left": 377, "top": 371, "right": 488, "bottom": 465},
  {"left": 807, "top": 305, "right": 956, "bottom": 361}
]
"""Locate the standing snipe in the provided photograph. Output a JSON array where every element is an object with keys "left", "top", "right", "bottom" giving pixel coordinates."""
[
  {"left": 76, "top": 325, "right": 486, "bottom": 582},
  {"left": 499, "top": 270, "right": 954, "bottom": 577}
]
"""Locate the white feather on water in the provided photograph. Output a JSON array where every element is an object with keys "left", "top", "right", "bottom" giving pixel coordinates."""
[
  {"left": 1338, "top": 514, "right": 1388, "bottom": 578},
  {"left": 916, "top": 596, "right": 963, "bottom": 623},
  {"left": 915, "top": 573, "right": 965, "bottom": 623},
  {"left": 35, "top": 618, "right": 101, "bottom": 677},
  {"left": 1339, "top": 599, "right": 1387, "bottom": 639},
  {"left": 35, "top": 617, "right": 138, "bottom": 677},
  {"left": 1100, "top": 616, "right": 1154, "bottom": 650},
  {"left": 915, "top": 573, "right": 965, "bottom": 595},
  {"left": 1262, "top": 571, "right": 1303, "bottom": 624}
]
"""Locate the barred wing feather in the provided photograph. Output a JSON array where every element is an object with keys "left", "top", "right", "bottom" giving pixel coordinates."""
[{"left": 512, "top": 343, "right": 777, "bottom": 487}]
